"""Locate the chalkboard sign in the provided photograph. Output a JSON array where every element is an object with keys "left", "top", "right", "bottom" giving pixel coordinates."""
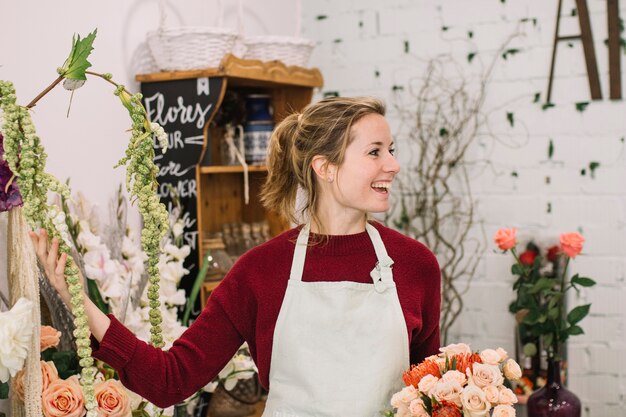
[{"left": 141, "top": 76, "right": 225, "bottom": 298}]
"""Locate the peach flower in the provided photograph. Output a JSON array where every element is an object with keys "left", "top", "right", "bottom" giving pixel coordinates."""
[
  {"left": 408, "top": 398, "right": 429, "bottom": 417},
  {"left": 461, "top": 384, "right": 491, "bottom": 417},
  {"left": 12, "top": 360, "right": 59, "bottom": 401},
  {"left": 497, "top": 387, "right": 518, "bottom": 406},
  {"left": 482, "top": 385, "right": 500, "bottom": 404},
  {"left": 439, "top": 343, "right": 472, "bottom": 356},
  {"left": 94, "top": 379, "right": 131, "bottom": 417},
  {"left": 40, "top": 326, "right": 61, "bottom": 352},
  {"left": 479, "top": 349, "right": 502, "bottom": 366},
  {"left": 442, "top": 370, "right": 467, "bottom": 387},
  {"left": 390, "top": 385, "right": 418, "bottom": 408},
  {"left": 494, "top": 228, "right": 517, "bottom": 250},
  {"left": 496, "top": 348, "right": 508, "bottom": 362},
  {"left": 471, "top": 363, "right": 504, "bottom": 388},
  {"left": 431, "top": 380, "right": 464, "bottom": 407},
  {"left": 503, "top": 359, "right": 522, "bottom": 381},
  {"left": 417, "top": 374, "right": 439, "bottom": 395},
  {"left": 492, "top": 404, "right": 516, "bottom": 417},
  {"left": 560, "top": 232, "right": 584, "bottom": 258},
  {"left": 42, "top": 376, "right": 85, "bottom": 417}
]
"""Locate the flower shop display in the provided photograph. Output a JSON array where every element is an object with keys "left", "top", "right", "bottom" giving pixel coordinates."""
[
  {"left": 494, "top": 228, "right": 595, "bottom": 416},
  {"left": 387, "top": 343, "right": 522, "bottom": 417},
  {"left": 0, "top": 30, "right": 170, "bottom": 417}
]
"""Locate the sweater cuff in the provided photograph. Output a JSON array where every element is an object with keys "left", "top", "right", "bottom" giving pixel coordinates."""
[{"left": 91, "top": 314, "right": 138, "bottom": 370}]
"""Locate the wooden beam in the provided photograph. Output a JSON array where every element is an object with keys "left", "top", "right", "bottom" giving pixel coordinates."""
[{"left": 608, "top": 0, "right": 621, "bottom": 99}]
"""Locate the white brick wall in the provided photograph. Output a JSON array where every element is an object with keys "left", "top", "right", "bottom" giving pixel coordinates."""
[{"left": 304, "top": 0, "right": 626, "bottom": 414}]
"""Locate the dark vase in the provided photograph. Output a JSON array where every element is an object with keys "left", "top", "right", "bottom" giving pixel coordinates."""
[{"left": 527, "top": 360, "right": 581, "bottom": 417}]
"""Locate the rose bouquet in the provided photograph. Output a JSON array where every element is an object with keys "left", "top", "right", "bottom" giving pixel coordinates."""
[
  {"left": 388, "top": 343, "right": 522, "bottom": 417},
  {"left": 494, "top": 228, "right": 595, "bottom": 360}
]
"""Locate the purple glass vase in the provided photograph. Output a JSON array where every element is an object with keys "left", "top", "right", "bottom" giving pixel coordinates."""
[{"left": 527, "top": 360, "right": 581, "bottom": 417}]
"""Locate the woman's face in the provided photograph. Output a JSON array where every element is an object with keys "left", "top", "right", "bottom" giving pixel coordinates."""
[{"left": 328, "top": 113, "right": 400, "bottom": 215}]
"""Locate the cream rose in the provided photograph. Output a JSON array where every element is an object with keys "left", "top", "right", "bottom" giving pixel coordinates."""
[
  {"left": 492, "top": 404, "right": 516, "bottom": 417},
  {"left": 461, "top": 384, "right": 492, "bottom": 417},
  {"left": 42, "top": 376, "right": 86, "bottom": 417},
  {"left": 496, "top": 348, "right": 508, "bottom": 362},
  {"left": 390, "top": 385, "right": 418, "bottom": 408},
  {"left": 439, "top": 343, "right": 472, "bottom": 356},
  {"left": 482, "top": 385, "right": 500, "bottom": 405},
  {"left": 40, "top": 326, "right": 61, "bottom": 352},
  {"left": 94, "top": 379, "right": 131, "bottom": 417},
  {"left": 417, "top": 374, "right": 439, "bottom": 395},
  {"left": 498, "top": 387, "right": 518, "bottom": 406},
  {"left": 503, "top": 359, "right": 522, "bottom": 381},
  {"left": 432, "top": 380, "right": 464, "bottom": 407},
  {"left": 479, "top": 349, "right": 502, "bottom": 365},
  {"left": 442, "top": 369, "right": 467, "bottom": 387},
  {"left": 408, "top": 398, "right": 429, "bottom": 417},
  {"left": 472, "top": 363, "right": 504, "bottom": 388}
]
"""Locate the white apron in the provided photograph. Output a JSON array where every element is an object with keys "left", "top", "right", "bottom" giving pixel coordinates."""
[{"left": 263, "top": 223, "right": 410, "bottom": 417}]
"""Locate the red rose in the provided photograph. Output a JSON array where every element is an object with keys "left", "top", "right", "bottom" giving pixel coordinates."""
[
  {"left": 519, "top": 250, "right": 537, "bottom": 266},
  {"left": 546, "top": 245, "right": 560, "bottom": 262}
]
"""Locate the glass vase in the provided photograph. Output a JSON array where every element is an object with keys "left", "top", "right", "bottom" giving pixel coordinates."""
[{"left": 527, "top": 359, "right": 581, "bottom": 417}]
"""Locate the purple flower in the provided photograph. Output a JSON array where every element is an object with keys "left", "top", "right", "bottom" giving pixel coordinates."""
[{"left": 0, "top": 132, "right": 23, "bottom": 212}]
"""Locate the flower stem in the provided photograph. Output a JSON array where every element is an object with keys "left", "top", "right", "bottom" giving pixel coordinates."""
[
  {"left": 554, "top": 257, "right": 571, "bottom": 359},
  {"left": 26, "top": 75, "right": 64, "bottom": 109}
]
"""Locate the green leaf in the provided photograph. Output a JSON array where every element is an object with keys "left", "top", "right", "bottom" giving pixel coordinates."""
[
  {"left": 547, "top": 307, "right": 560, "bottom": 320},
  {"left": 506, "top": 112, "right": 515, "bottom": 127},
  {"left": 589, "top": 161, "right": 600, "bottom": 179},
  {"left": 60, "top": 29, "right": 98, "bottom": 80},
  {"left": 467, "top": 52, "right": 477, "bottom": 63},
  {"left": 0, "top": 381, "right": 8, "bottom": 399},
  {"left": 567, "top": 304, "right": 591, "bottom": 325},
  {"left": 468, "top": 31, "right": 474, "bottom": 39},
  {"left": 439, "top": 127, "right": 449, "bottom": 137},
  {"left": 533, "top": 92, "right": 541, "bottom": 103},
  {"left": 182, "top": 251, "right": 213, "bottom": 326},
  {"left": 511, "top": 263, "right": 523, "bottom": 275},
  {"left": 548, "top": 139, "right": 554, "bottom": 159},
  {"left": 571, "top": 8, "right": 577, "bottom": 16},
  {"left": 523, "top": 308, "right": 541, "bottom": 324},
  {"left": 575, "top": 101, "right": 589, "bottom": 112},
  {"left": 529, "top": 277, "right": 556, "bottom": 294},
  {"left": 542, "top": 102, "right": 555, "bottom": 110},
  {"left": 442, "top": 26, "right": 449, "bottom": 31},
  {"left": 571, "top": 276, "right": 596, "bottom": 287},
  {"left": 502, "top": 48, "right": 521, "bottom": 60},
  {"left": 542, "top": 332, "right": 554, "bottom": 349},
  {"left": 451, "top": 356, "right": 457, "bottom": 371},
  {"left": 567, "top": 325, "right": 584, "bottom": 335}
]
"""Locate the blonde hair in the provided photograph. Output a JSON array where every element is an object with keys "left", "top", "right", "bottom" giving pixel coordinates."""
[{"left": 260, "top": 96, "right": 386, "bottom": 232}]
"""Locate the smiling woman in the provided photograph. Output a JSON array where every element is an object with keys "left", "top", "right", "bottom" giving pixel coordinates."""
[{"left": 35, "top": 96, "right": 442, "bottom": 417}]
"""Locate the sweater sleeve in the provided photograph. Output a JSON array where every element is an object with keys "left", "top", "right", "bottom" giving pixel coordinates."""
[
  {"left": 409, "top": 248, "right": 442, "bottom": 365},
  {"left": 92, "top": 297, "right": 244, "bottom": 408}
]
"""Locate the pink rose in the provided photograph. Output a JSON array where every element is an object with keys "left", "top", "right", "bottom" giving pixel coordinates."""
[
  {"left": 471, "top": 363, "right": 504, "bottom": 388},
  {"left": 417, "top": 374, "right": 439, "bottom": 395},
  {"left": 482, "top": 385, "right": 500, "bottom": 404},
  {"left": 12, "top": 361, "right": 59, "bottom": 401},
  {"left": 497, "top": 387, "right": 518, "bottom": 406},
  {"left": 503, "top": 359, "right": 522, "bottom": 381},
  {"left": 94, "top": 379, "right": 131, "bottom": 417},
  {"left": 390, "top": 385, "right": 418, "bottom": 408},
  {"left": 560, "top": 232, "right": 584, "bottom": 258},
  {"left": 442, "top": 370, "right": 467, "bottom": 387},
  {"left": 42, "top": 376, "right": 86, "bottom": 417},
  {"left": 40, "top": 326, "right": 61, "bottom": 352},
  {"left": 431, "top": 380, "right": 464, "bottom": 407},
  {"left": 439, "top": 343, "right": 472, "bottom": 356},
  {"left": 479, "top": 349, "right": 502, "bottom": 366},
  {"left": 494, "top": 228, "right": 517, "bottom": 250}
]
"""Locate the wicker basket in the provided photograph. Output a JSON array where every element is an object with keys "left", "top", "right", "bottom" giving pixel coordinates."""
[
  {"left": 146, "top": 26, "right": 238, "bottom": 71},
  {"left": 242, "top": 35, "right": 315, "bottom": 67},
  {"left": 207, "top": 376, "right": 261, "bottom": 417},
  {"left": 130, "top": 41, "right": 160, "bottom": 75}
]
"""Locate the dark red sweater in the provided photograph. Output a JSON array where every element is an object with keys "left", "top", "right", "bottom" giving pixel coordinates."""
[{"left": 92, "top": 221, "right": 441, "bottom": 408}]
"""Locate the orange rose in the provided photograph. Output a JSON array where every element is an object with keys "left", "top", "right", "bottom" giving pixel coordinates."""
[
  {"left": 42, "top": 376, "right": 86, "bottom": 417},
  {"left": 41, "top": 326, "right": 62, "bottom": 352},
  {"left": 494, "top": 228, "right": 517, "bottom": 250},
  {"left": 560, "top": 232, "right": 584, "bottom": 258},
  {"left": 12, "top": 360, "right": 59, "bottom": 401},
  {"left": 94, "top": 379, "right": 131, "bottom": 417}
]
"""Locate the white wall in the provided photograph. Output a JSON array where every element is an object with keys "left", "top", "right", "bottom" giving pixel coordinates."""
[{"left": 303, "top": 0, "right": 625, "bottom": 415}]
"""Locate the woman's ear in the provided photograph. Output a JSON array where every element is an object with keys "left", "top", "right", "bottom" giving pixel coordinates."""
[{"left": 311, "top": 155, "right": 334, "bottom": 183}]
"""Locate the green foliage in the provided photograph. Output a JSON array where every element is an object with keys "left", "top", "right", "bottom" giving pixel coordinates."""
[
  {"left": 542, "top": 102, "right": 555, "bottom": 110},
  {"left": 506, "top": 112, "right": 514, "bottom": 127},
  {"left": 467, "top": 52, "right": 477, "bottom": 63},
  {"left": 589, "top": 161, "right": 600, "bottom": 178},
  {"left": 59, "top": 29, "right": 97, "bottom": 80},
  {"left": 548, "top": 139, "right": 554, "bottom": 159},
  {"left": 0, "top": 381, "right": 8, "bottom": 399},
  {"left": 533, "top": 92, "right": 541, "bottom": 103},
  {"left": 575, "top": 101, "right": 589, "bottom": 112},
  {"left": 502, "top": 48, "right": 520, "bottom": 59},
  {"left": 507, "top": 244, "right": 595, "bottom": 360}
]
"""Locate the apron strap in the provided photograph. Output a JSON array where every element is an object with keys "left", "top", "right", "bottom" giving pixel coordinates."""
[
  {"left": 366, "top": 223, "right": 394, "bottom": 293},
  {"left": 288, "top": 222, "right": 395, "bottom": 291},
  {"left": 289, "top": 224, "right": 310, "bottom": 282}
]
